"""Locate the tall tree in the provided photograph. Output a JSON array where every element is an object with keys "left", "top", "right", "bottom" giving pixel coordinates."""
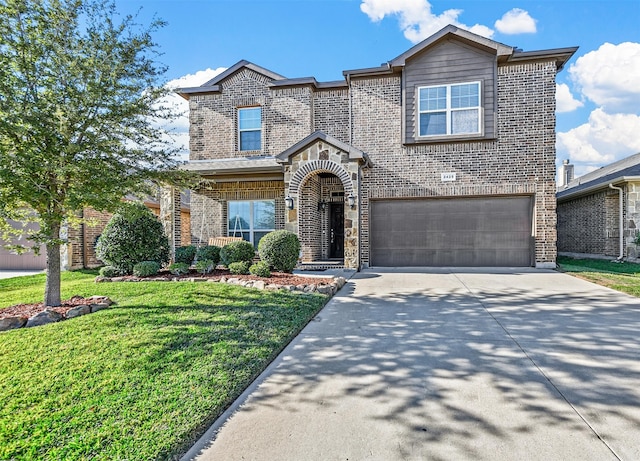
[{"left": 0, "top": 0, "right": 184, "bottom": 306}]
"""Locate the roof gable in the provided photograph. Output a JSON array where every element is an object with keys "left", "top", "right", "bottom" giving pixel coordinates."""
[{"left": 276, "top": 131, "right": 370, "bottom": 166}]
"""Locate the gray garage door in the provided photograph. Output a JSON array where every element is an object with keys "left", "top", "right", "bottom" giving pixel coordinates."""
[
  {"left": 0, "top": 221, "right": 47, "bottom": 270},
  {"left": 370, "top": 196, "right": 533, "bottom": 267}
]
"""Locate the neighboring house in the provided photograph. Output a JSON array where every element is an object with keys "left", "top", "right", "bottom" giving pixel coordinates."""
[
  {"left": 557, "top": 153, "right": 640, "bottom": 260},
  {"left": 172, "top": 25, "right": 576, "bottom": 269}
]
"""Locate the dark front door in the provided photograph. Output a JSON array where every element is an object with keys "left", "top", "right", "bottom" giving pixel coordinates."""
[{"left": 329, "top": 203, "right": 344, "bottom": 259}]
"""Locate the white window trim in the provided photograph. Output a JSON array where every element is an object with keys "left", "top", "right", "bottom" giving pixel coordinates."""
[
  {"left": 227, "top": 200, "right": 275, "bottom": 246},
  {"left": 238, "top": 107, "right": 262, "bottom": 151},
  {"left": 417, "top": 81, "right": 482, "bottom": 138}
]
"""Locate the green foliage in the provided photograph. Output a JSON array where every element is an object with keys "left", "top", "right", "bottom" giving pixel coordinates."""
[
  {"left": 95, "top": 203, "right": 169, "bottom": 274},
  {"left": 133, "top": 261, "right": 161, "bottom": 277},
  {"left": 168, "top": 262, "right": 190, "bottom": 275},
  {"left": 258, "top": 230, "right": 301, "bottom": 273},
  {"left": 175, "top": 245, "right": 196, "bottom": 265},
  {"left": 249, "top": 261, "right": 271, "bottom": 278},
  {"left": 220, "top": 240, "right": 256, "bottom": 266},
  {"left": 195, "top": 259, "right": 215, "bottom": 274},
  {"left": 99, "top": 266, "right": 121, "bottom": 278},
  {"left": 0, "top": 0, "right": 194, "bottom": 306},
  {"left": 196, "top": 245, "right": 221, "bottom": 265},
  {"left": 0, "top": 270, "right": 327, "bottom": 460},
  {"left": 228, "top": 261, "right": 251, "bottom": 275}
]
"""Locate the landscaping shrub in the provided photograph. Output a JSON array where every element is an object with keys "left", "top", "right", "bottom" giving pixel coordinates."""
[
  {"left": 99, "top": 265, "right": 121, "bottom": 278},
  {"left": 195, "top": 259, "right": 215, "bottom": 274},
  {"left": 220, "top": 240, "right": 255, "bottom": 266},
  {"left": 133, "top": 261, "right": 160, "bottom": 277},
  {"left": 249, "top": 261, "right": 271, "bottom": 278},
  {"left": 174, "top": 245, "right": 196, "bottom": 265},
  {"left": 257, "top": 230, "right": 301, "bottom": 273},
  {"left": 196, "top": 245, "right": 221, "bottom": 265},
  {"left": 228, "top": 261, "right": 250, "bottom": 275},
  {"left": 168, "top": 262, "right": 190, "bottom": 275},
  {"left": 95, "top": 202, "right": 169, "bottom": 274}
]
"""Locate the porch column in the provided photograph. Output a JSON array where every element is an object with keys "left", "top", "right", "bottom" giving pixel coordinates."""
[{"left": 160, "top": 186, "right": 181, "bottom": 260}]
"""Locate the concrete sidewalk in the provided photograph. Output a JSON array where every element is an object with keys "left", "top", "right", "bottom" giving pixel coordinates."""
[
  {"left": 0, "top": 270, "right": 44, "bottom": 279},
  {"left": 183, "top": 268, "right": 640, "bottom": 460}
]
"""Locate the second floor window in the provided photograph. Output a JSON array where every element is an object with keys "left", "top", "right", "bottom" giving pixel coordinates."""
[
  {"left": 238, "top": 107, "right": 262, "bottom": 151},
  {"left": 418, "top": 82, "right": 481, "bottom": 137}
]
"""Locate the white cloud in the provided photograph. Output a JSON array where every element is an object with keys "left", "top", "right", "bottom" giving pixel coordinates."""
[
  {"left": 557, "top": 108, "right": 640, "bottom": 167},
  {"left": 494, "top": 8, "right": 537, "bottom": 35},
  {"left": 569, "top": 42, "right": 640, "bottom": 113},
  {"left": 556, "top": 83, "right": 583, "bottom": 113},
  {"left": 159, "top": 68, "right": 226, "bottom": 161},
  {"left": 360, "top": 0, "right": 494, "bottom": 43}
]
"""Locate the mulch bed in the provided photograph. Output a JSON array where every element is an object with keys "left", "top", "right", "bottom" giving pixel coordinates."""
[{"left": 1, "top": 270, "right": 334, "bottom": 320}]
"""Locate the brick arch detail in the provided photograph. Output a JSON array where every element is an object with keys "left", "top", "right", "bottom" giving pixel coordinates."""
[{"left": 288, "top": 160, "right": 354, "bottom": 196}]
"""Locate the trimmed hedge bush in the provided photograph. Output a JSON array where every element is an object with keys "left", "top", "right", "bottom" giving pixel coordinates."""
[
  {"left": 220, "top": 240, "right": 255, "bottom": 266},
  {"left": 99, "top": 265, "right": 121, "bottom": 278},
  {"left": 257, "top": 230, "right": 301, "bottom": 273},
  {"left": 228, "top": 261, "right": 250, "bottom": 275},
  {"left": 133, "top": 261, "right": 161, "bottom": 277},
  {"left": 196, "top": 245, "right": 221, "bottom": 265},
  {"left": 249, "top": 261, "right": 271, "bottom": 278},
  {"left": 195, "top": 259, "right": 215, "bottom": 274},
  {"left": 175, "top": 245, "right": 196, "bottom": 265},
  {"left": 168, "top": 262, "right": 190, "bottom": 275},
  {"left": 95, "top": 202, "right": 169, "bottom": 274}
]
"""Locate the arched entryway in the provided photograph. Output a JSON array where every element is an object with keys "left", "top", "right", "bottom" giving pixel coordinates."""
[{"left": 298, "top": 172, "right": 346, "bottom": 263}]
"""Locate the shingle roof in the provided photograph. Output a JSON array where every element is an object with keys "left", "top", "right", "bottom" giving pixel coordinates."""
[
  {"left": 182, "top": 157, "right": 282, "bottom": 175},
  {"left": 557, "top": 152, "right": 640, "bottom": 200}
]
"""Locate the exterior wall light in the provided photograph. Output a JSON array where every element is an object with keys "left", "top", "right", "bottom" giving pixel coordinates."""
[
  {"left": 347, "top": 193, "right": 356, "bottom": 209},
  {"left": 285, "top": 195, "right": 294, "bottom": 210},
  {"left": 318, "top": 200, "right": 327, "bottom": 212}
]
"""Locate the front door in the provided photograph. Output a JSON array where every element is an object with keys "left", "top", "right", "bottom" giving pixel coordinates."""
[{"left": 329, "top": 203, "right": 344, "bottom": 259}]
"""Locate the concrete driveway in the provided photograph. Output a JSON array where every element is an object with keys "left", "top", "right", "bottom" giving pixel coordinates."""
[
  {"left": 0, "top": 270, "right": 44, "bottom": 279},
  {"left": 183, "top": 268, "right": 640, "bottom": 461}
]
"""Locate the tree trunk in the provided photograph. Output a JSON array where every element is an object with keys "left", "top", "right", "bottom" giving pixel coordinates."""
[{"left": 44, "top": 223, "right": 62, "bottom": 307}]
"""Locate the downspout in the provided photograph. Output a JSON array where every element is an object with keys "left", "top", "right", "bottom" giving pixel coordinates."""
[{"left": 609, "top": 184, "right": 624, "bottom": 260}]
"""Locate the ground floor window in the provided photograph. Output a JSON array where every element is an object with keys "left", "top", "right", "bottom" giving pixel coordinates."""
[{"left": 228, "top": 200, "right": 275, "bottom": 247}]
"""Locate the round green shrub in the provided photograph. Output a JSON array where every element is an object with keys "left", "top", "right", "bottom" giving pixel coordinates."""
[
  {"left": 195, "top": 259, "right": 215, "bottom": 274},
  {"left": 99, "top": 265, "right": 121, "bottom": 278},
  {"left": 228, "top": 260, "right": 250, "bottom": 275},
  {"left": 168, "top": 262, "right": 190, "bottom": 275},
  {"left": 175, "top": 245, "right": 196, "bottom": 265},
  {"left": 133, "top": 260, "right": 160, "bottom": 277},
  {"left": 257, "top": 230, "right": 301, "bottom": 273},
  {"left": 196, "top": 245, "right": 221, "bottom": 265},
  {"left": 95, "top": 202, "right": 169, "bottom": 274},
  {"left": 220, "top": 240, "right": 255, "bottom": 266},
  {"left": 249, "top": 261, "right": 271, "bottom": 278}
]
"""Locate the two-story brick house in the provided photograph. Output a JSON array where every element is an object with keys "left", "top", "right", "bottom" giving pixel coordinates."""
[{"left": 171, "top": 25, "right": 576, "bottom": 269}]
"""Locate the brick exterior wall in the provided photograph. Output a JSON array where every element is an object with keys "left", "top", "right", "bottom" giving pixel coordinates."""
[{"left": 185, "top": 49, "right": 560, "bottom": 268}]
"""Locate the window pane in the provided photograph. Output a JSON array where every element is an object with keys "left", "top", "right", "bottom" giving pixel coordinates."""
[
  {"left": 228, "top": 201, "right": 250, "bottom": 233},
  {"left": 253, "top": 200, "right": 275, "bottom": 229},
  {"left": 420, "top": 112, "right": 446, "bottom": 136},
  {"left": 419, "top": 86, "right": 446, "bottom": 111},
  {"left": 240, "top": 130, "right": 261, "bottom": 150},
  {"left": 451, "top": 109, "right": 479, "bottom": 134},
  {"left": 253, "top": 231, "right": 271, "bottom": 249},
  {"left": 451, "top": 83, "right": 479, "bottom": 109},
  {"left": 239, "top": 108, "right": 261, "bottom": 130}
]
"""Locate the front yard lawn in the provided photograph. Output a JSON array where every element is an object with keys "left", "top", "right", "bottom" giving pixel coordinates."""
[
  {"left": 0, "top": 271, "right": 327, "bottom": 460},
  {"left": 557, "top": 256, "right": 640, "bottom": 297}
]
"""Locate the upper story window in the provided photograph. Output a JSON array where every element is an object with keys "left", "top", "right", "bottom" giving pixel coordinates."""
[
  {"left": 418, "top": 82, "right": 481, "bottom": 137},
  {"left": 238, "top": 107, "right": 262, "bottom": 151}
]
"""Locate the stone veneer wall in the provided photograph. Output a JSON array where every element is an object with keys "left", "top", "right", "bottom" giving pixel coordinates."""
[
  {"left": 190, "top": 180, "right": 285, "bottom": 246},
  {"left": 299, "top": 175, "right": 322, "bottom": 261},
  {"left": 352, "top": 61, "right": 558, "bottom": 268}
]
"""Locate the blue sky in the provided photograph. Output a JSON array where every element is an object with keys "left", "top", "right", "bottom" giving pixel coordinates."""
[{"left": 115, "top": 0, "right": 640, "bottom": 177}]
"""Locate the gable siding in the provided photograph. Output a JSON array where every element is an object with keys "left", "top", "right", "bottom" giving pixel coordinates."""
[{"left": 404, "top": 39, "right": 496, "bottom": 143}]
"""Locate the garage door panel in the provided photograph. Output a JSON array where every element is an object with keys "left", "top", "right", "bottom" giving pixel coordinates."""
[{"left": 370, "top": 196, "right": 533, "bottom": 267}]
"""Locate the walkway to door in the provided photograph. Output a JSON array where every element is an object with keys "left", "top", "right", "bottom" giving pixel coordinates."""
[{"left": 184, "top": 268, "right": 640, "bottom": 460}]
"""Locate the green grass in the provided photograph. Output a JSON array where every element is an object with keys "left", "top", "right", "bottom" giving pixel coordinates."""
[
  {"left": 557, "top": 256, "right": 640, "bottom": 297},
  {"left": 0, "top": 271, "right": 328, "bottom": 460}
]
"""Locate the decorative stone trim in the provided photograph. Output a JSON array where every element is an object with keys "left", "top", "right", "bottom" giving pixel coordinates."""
[
  {"left": 0, "top": 296, "right": 114, "bottom": 333},
  {"left": 288, "top": 159, "right": 354, "bottom": 196},
  {"left": 96, "top": 275, "right": 347, "bottom": 297}
]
